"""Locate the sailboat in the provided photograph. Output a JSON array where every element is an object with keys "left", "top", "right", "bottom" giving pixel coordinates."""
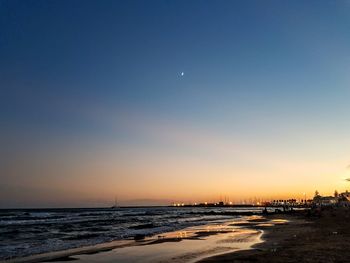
[{"left": 111, "top": 196, "right": 118, "bottom": 209}]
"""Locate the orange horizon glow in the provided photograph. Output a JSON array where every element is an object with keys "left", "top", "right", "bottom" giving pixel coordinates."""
[{"left": 3, "top": 117, "right": 350, "bottom": 207}]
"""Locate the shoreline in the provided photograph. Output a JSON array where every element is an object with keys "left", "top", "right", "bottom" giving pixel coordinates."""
[
  {"left": 0, "top": 207, "right": 271, "bottom": 261},
  {"left": 2, "top": 210, "right": 314, "bottom": 263},
  {"left": 7, "top": 205, "right": 349, "bottom": 262},
  {"left": 2, "top": 213, "right": 273, "bottom": 263}
]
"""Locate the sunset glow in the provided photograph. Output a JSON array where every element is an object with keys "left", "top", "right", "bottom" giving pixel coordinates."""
[{"left": 1, "top": 0, "right": 350, "bottom": 208}]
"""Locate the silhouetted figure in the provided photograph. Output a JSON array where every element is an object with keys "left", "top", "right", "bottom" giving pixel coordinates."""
[{"left": 262, "top": 207, "right": 268, "bottom": 215}]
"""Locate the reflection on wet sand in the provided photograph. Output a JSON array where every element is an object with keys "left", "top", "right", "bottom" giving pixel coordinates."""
[{"left": 37, "top": 216, "right": 288, "bottom": 263}]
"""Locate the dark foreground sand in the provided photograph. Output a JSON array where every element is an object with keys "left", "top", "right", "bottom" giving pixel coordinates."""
[{"left": 199, "top": 207, "right": 350, "bottom": 263}]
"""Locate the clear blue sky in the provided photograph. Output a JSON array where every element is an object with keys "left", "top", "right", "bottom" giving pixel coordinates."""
[{"left": 1, "top": 0, "right": 350, "bottom": 207}]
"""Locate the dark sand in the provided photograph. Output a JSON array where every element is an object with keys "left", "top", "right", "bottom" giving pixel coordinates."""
[{"left": 199, "top": 207, "right": 350, "bottom": 263}]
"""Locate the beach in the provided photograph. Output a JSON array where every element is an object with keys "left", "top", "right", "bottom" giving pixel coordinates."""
[
  {"left": 2, "top": 210, "right": 288, "bottom": 263},
  {"left": 0, "top": 207, "right": 268, "bottom": 261},
  {"left": 201, "top": 207, "right": 350, "bottom": 262},
  {"left": 5, "top": 207, "right": 350, "bottom": 263},
  {"left": 2, "top": 1, "right": 350, "bottom": 262}
]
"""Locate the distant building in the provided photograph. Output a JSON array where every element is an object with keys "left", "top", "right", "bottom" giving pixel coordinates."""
[
  {"left": 313, "top": 195, "right": 337, "bottom": 206},
  {"left": 340, "top": 190, "right": 350, "bottom": 201},
  {"left": 310, "top": 190, "right": 350, "bottom": 207},
  {"left": 338, "top": 191, "right": 350, "bottom": 207}
]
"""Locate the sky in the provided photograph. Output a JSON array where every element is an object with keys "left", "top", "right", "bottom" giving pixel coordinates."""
[{"left": 1, "top": 0, "right": 350, "bottom": 208}]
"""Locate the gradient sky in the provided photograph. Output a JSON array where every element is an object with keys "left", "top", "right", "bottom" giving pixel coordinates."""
[{"left": 1, "top": 0, "right": 350, "bottom": 208}]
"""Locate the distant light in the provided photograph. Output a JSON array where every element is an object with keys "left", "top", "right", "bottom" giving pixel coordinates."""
[{"left": 181, "top": 72, "right": 184, "bottom": 76}]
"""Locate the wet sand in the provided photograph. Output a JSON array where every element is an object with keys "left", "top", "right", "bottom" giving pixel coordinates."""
[
  {"left": 200, "top": 207, "right": 350, "bottom": 263},
  {"left": 37, "top": 221, "right": 263, "bottom": 263}
]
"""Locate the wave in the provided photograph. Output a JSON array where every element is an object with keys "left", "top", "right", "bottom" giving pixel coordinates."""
[{"left": 0, "top": 207, "right": 263, "bottom": 260}]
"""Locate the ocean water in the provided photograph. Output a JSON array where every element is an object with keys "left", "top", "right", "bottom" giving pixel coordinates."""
[{"left": 0, "top": 206, "right": 265, "bottom": 260}]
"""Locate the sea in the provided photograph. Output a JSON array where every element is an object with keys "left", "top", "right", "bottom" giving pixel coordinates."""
[{"left": 0, "top": 206, "right": 268, "bottom": 260}]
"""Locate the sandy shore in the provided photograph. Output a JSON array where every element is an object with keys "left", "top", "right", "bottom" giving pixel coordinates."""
[
  {"left": 7, "top": 208, "right": 350, "bottom": 263},
  {"left": 199, "top": 207, "right": 350, "bottom": 262}
]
